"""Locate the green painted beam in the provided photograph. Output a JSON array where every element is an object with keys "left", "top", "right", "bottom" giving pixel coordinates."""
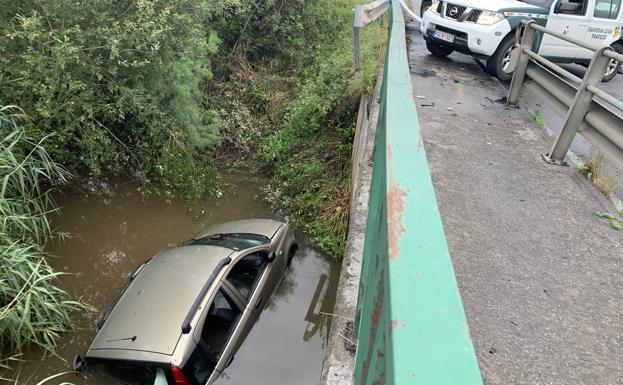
[{"left": 353, "top": 1, "right": 484, "bottom": 384}]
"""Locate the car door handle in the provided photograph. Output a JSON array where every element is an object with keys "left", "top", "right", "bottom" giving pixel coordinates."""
[
  {"left": 226, "top": 355, "right": 235, "bottom": 368},
  {"left": 255, "top": 298, "right": 262, "bottom": 309},
  {"left": 579, "top": 23, "right": 589, "bottom": 27}
]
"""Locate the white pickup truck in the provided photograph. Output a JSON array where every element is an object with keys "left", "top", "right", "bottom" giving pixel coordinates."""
[{"left": 414, "top": 0, "right": 622, "bottom": 81}]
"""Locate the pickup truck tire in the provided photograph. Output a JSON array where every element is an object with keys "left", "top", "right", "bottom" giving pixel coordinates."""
[
  {"left": 486, "top": 35, "right": 515, "bottom": 82},
  {"left": 420, "top": 1, "right": 432, "bottom": 16},
  {"left": 426, "top": 41, "right": 453, "bottom": 58},
  {"left": 602, "top": 42, "right": 622, "bottom": 82}
]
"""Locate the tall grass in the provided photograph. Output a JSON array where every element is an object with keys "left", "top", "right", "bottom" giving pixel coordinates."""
[{"left": 0, "top": 105, "right": 81, "bottom": 356}]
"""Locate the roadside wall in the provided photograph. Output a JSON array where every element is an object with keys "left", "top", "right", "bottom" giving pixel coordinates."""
[{"left": 319, "top": 72, "right": 382, "bottom": 385}]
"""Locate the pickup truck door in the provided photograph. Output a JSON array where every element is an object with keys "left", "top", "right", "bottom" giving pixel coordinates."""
[
  {"left": 579, "top": 0, "right": 622, "bottom": 59},
  {"left": 539, "top": 0, "right": 592, "bottom": 59}
]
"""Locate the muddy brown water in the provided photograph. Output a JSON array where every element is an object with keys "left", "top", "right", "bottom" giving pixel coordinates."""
[{"left": 8, "top": 173, "right": 339, "bottom": 385}]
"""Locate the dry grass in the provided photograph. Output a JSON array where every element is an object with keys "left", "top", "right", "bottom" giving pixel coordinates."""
[{"left": 577, "top": 149, "right": 618, "bottom": 197}]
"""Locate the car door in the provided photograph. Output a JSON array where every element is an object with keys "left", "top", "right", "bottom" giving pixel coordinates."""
[
  {"left": 539, "top": 0, "right": 592, "bottom": 59},
  {"left": 188, "top": 286, "right": 244, "bottom": 385},
  {"left": 224, "top": 246, "right": 284, "bottom": 315},
  {"left": 581, "top": 0, "right": 622, "bottom": 58}
]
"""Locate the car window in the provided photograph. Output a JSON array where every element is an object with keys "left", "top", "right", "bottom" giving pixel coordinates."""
[
  {"left": 519, "top": 0, "right": 556, "bottom": 7},
  {"left": 90, "top": 361, "right": 169, "bottom": 385},
  {"left": 226, "top": 251, "right": 268, "bottom": 300},
  {"left": 594, "top": 0, "right": 621, "bottom": 18},
  {"left": 185, "top": 289, "right": 241, "bottom": 384},
  {"left": 554, "top": 0, "right": 589, "bottom": 15},
  {"left": 185, "top": 233, "right": 269, "bottom": 251}
]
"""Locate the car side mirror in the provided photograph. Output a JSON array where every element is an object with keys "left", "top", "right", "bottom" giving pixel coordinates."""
[{"left": 267, "top": 250, "right": 276, "bottom": 262}]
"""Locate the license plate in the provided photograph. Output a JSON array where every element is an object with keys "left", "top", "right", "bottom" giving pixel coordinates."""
[{"left": 433, "top": 30, "right": 455, "bottom": 43}]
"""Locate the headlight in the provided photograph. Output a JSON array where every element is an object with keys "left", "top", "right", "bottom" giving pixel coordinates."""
[{"left": 477, "top": 10, "right": 505, "bottom": 25}]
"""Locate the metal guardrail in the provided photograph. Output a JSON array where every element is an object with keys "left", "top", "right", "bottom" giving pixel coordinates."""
[
  {"left": 352, "top": 1, "right": 483, "bottom": 384},
  {"left": 508, "top": 20, "right": 623, "bottom": 167},
  {"left": 353, "top": 0, "right": 390, "bottom": 71}
]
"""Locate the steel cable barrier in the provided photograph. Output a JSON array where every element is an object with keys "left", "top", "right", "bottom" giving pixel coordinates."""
[{"left": 352, "top": 1, "right": 483, "bottom": 384}]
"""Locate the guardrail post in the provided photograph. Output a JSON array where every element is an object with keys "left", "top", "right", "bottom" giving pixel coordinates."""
[
  {"left": 507, "top": 21, "right": 536, "bottom": 105},
  {"left": 353, "top": 5, "right": 363, "bottom": 71},
  {"left": 544, "top": 46, "right": 612, "bottom": 164}
]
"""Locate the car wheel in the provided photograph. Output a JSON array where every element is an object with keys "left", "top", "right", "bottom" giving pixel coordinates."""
[
  {"left": 486, "top": 34, "right": 516, "bottom": 82},
  {"left": 602, "top": 42, "right": 622, "bottom": 82},
  {"left": 420, "top": 1, "right": 433, "bottom": 16},
  {"left": 426, "top": 41, "right": 454, "bottom": 58}
]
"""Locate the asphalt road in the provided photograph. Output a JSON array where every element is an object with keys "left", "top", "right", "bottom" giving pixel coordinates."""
[
  {"left": 560, "top": 63, "right": 623, "bottom": 101},
  {"left": 407, "top": 25, "right": 623, "bottom": 385}
]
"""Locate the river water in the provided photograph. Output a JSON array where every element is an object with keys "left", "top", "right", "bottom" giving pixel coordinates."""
[{"left": 7, "top": 173, "right": 339, "bottom": 385}]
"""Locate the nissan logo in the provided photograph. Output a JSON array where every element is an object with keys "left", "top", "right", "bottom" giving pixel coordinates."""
[{"left": 449, "top": 6, "right": 460, "bottom": 16}]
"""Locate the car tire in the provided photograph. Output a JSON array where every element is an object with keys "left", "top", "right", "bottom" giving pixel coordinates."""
[
  {"left": 601, "top": 42, "right": 622, "bottom": 82},
  {"left": 420, "top": 1, "right": 432, "bottom": 16},
  {"left": 486, "top": 34, "right": 516, "bottom": 82},
  {"left": 426, "top": 41, "right": 453, "bottom": 58}
]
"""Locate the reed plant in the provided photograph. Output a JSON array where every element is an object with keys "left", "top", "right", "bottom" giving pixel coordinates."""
[{"left": 0, "top": 105, "right": 81, "bottom": 356}]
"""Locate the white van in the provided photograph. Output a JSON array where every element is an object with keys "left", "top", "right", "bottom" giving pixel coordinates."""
[{"left": 414, "top": 0, "right": 623, "bottom": 81}]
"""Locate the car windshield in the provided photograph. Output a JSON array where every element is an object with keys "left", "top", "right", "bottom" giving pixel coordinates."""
[
  {"left": 518, "top": 0, "right": 554, "bottom": 7},
  {"left": 186, "top": 233, "right": 269, "bottom": 251},
  {"left": 88, "top": 361, "right": 169, "bottom": 385}
]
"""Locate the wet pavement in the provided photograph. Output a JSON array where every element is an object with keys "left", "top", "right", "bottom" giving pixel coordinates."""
[
  {"left": 407, "top": 24, "right": 623, "bottom": 385},
  {"left": 6, "top": 173, "right": 339, "bottom": 385}
]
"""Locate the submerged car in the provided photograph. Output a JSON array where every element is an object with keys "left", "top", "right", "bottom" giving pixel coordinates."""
[{"left": 83, "top": 219, "right": 297, "bottom": 385}]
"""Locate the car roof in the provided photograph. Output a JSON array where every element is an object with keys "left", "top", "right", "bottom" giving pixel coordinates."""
[
  {"left": 88, "top": 245, "right": 233, "bottom": 358},
  {"left": 195, "top": 219, "right": 283, "bottom": 240}
]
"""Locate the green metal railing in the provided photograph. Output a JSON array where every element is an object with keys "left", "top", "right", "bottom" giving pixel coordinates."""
[{"left": 352, "top": 1, "right": 483, "bottom": 384}]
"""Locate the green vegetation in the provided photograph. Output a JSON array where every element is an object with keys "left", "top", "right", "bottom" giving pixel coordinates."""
[
  {"left": 255, "top": 7, "right": 386, "bottom": 256},
  {"left": 0, "top": 0, "right": 223, "bottom": 200},
  {"left": 594, "top": 211, "right": 623, "bottom": 230},
  {"left": 0, "top": 0, "right": 385, "bottom": 361},
  {"left": 531, "top": 110, "right": 547, "bottom": 129},
  {"left": 0, "top": 106, "right": 82, "bottom": 355}
]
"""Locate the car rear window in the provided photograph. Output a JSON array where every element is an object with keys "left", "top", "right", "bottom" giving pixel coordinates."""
[
  {"left": 89, "top": 361, "right": 169, "bottom": 385},
  {"left": 185, "top": 233, "right": 269, "bottom": 251}
]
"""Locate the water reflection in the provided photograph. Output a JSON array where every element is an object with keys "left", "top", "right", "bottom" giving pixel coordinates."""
[
  {"left": 303, "top": 274, "right": 328, "bottom": 342},
  {"left": 4, "top": 174, "right": 339, "bottom": 385},
  {"left": 214, "top": 244, "right": 339, "bottom": 385}
]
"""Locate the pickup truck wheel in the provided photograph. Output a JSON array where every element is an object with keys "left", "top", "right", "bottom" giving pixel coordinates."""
[
  {"left": 602, "top": 43, "right": 622, "bottom": 82},
  {"left": 420, "top": 1, "right": 432, "bottom": 16},
  {"left": 486, "top": 35, "right": 515, "bottom": 82},
  {"left": 426, "top": 41, "right": 453, "bottom": 58}
]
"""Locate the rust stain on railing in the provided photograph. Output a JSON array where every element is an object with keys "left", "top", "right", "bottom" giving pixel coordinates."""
[{"left": 387, "top": 180, "right": 406, "bottom": 260}]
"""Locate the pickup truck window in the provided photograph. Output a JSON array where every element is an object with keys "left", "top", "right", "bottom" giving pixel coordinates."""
[
  {"left": 594, "top": 0, "right": 621, "bottom": 19},
  {"left": 519, "top": 0, "right": 555, "bottom": 7},
  {"left": 554, "top": 0, "right": 588, "bottom": 15}
]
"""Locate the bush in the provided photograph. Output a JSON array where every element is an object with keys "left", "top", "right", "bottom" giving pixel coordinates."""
[
  {"left": 0, "top": 0, "right": 223, "bottom": 198},
  {"left": 256, "top": 1, "right": 386, "bottom": 257}
]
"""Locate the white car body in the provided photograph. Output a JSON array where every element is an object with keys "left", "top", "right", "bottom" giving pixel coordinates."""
[{"left": 417, "top": 0, "right": 622, "bottom": 64}]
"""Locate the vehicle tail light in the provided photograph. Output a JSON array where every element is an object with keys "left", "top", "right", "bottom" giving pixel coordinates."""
[{"left": 171, "top": 366, "right": 191, "bottom": 385}]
